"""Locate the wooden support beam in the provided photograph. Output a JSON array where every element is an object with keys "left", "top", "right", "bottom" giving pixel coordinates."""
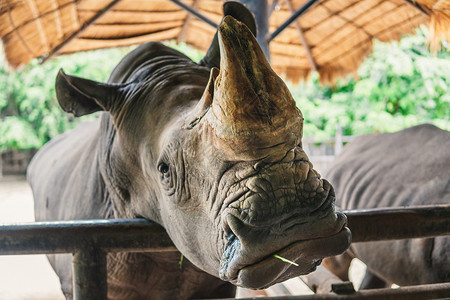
[
  {"left": 70, "top": 0, "right": 80, "bottom": 32},
  {"left": 50, "top": 0, "right": 64, "bottom": 39},
  {"left": 268, "top": 0, "right": 320, "bottom": 42},
  {"left": 177, "top": 0, "right": 201, "bottom": 43},
  {"left": 6, "top": 0, "right": 36, "bottom": 57},
  {"left": 27, "top": 0, "right": 49, "bottom": 52},
  {"left": 285, "top": 0, "right": 317, "bottom": 72},
  {"left": 40, "top": 0, "right": 123, "bottom": 64},
  {"left": 401, "top": 0, "right": 431, "bottom": 16},
  {"left": 2, "top": 1, "right": 74, "bottom": 39},
  {"left": 169, "top": 0, "right": 218, "bottom": 28}
]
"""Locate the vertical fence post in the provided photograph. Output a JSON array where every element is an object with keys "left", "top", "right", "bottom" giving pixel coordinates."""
[{"left": 72, "top": 246, "right": 107, "bottom": 300}]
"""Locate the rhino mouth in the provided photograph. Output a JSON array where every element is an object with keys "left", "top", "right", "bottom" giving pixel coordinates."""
[
  {"left": 219, "top": 192, "right": 351, "bottom": 289},
  {"left": 221, "top": 225, "right": 350, "bottom": 289}
]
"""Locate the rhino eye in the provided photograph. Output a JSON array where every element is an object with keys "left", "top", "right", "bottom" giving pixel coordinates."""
[{"left": 158, "top": 163, "right": 170, "bottom": 176}]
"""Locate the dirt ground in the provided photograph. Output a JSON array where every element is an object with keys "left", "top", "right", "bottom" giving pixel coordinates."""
[
  {"left": 0, "top": 176, "right": 65, "bottom": 300},
  {"left": 0, "top": 175, "right": 365, "bottom": 299}
]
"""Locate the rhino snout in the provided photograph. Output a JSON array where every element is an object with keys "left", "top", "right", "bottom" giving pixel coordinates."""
[
  {"left": 225, "top": 165, "right": 334, "bottom": 226},
  {"left": 218, "top": 164, "right": 351, "bottom": 288}
]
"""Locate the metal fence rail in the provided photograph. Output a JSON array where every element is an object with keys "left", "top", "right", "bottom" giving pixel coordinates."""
[
  {"left": 344, "top": 204, "right": 450, "bottom": 242},
  {"left": 0, "top": 219, "right": 176, "bottom": 299},
  {"left": 1, "top": 205, "right": 449, "bottom": 300},
  {"left": 211, "top": 282, "right": 450, "bottom": 300}
]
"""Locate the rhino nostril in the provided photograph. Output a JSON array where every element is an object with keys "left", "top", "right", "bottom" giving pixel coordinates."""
[
  {"left": 335, "top": 211, "right": 348, "bottom": 230},
  {"left": 314, "top": 259, "right": 322, "bottom": 267},
  {"left": 226, "top": 214, "right": 244, "bottom": 235},
  {"left": 224, "top": 213, "right": 254, "bottom": 245},
  {"left": 222, "top": 217, "right": 233, "bottom": 237}
]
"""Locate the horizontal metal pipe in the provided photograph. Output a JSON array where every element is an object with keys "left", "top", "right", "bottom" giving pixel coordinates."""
[
  {"left": 0, "top": 205, "right": 449, "bottom": 255},
  {"left": 344, "top": 204, "right": 450, "bottom": 242},
  {"left": 207, "top": 282, "right": 450, "bottom": 300},
  {"left": 0, "top": 219, "right": 177, "bottom": 255}
]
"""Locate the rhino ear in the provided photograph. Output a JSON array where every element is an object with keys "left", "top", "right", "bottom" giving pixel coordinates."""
[
  {"left": 55, "top": 69, "right": 127, "bottom": 117},
  {"left": 199, "top": 1, "right": 256, "bottom": 69}
]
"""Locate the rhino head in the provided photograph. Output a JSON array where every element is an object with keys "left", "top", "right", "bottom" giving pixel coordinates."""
[{"left": 55, "top": 4, "right": 350, "bottom": 290}]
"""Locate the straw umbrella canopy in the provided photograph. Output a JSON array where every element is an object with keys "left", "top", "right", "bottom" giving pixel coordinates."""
[{"left": 1, "top": 0, "right": 449, "bottom": 83}]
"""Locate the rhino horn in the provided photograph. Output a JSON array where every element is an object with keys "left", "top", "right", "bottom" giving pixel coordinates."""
[{"left": 207, "top": 16, "right": 303, "bottom": 160}]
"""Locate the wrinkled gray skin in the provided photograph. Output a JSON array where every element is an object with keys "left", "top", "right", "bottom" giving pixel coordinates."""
[
  {"left": 28, "top": 3, "right": 350, "bottom": 300},
  {"left": 28, "top": 46, "right": 235, "bottom": 299},
  {"left": 324, "top": 124, "right": 450, "bottom": 288}
]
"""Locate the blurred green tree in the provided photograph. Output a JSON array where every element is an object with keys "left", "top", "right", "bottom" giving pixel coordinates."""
[
  {"left": 0, "top": 47, "right": 130, "bottom": 151},
  {"left": 0, "top": 30, "right": 448, "bottom": 151},
  {"left": 290, "top": 28, "right": 450, "bottom": 139}
]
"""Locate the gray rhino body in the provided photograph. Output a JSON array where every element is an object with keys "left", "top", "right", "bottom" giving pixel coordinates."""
[
  {"left": 28, "top": 4, "right": 350, "bottom": 299},
  {"left": 28, "top": 42, "right": 235, "bottom": 300},
  {"left": 324, "top": 124, "right": 450, "bottom": 288}
]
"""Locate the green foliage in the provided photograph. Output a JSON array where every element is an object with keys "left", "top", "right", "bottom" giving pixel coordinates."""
[
  {"left": 165, "top": 41, "right": 204, "bottom": 63},
  {"left": 0, "top": 117, "right": 40, "bottom": 150},
  {"left": 179, "top": 254, "right": 184, "bottom": 269},
  {"left": 0, "top": 41, "right": 206, "bottom": 151},
  {"left": 1, "top": 30, "right": 448, "bottom": 151},
  {"left": 288, "top": 28, "right": 450, "bottom": 139},
  {"left": 0, "top": 47, "right": 130, "bottom": 150}
]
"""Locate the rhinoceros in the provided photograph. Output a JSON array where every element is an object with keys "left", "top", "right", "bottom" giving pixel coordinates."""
[
  {"left": 322, "top": 124, "right": 450, "bottom": 289},
  {"left": 27, "top": 3, "right": 350, "bottom": 299}
]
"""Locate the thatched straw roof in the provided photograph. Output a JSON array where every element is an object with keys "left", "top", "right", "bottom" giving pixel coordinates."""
[{"left": 1, "top": 0, "right": 449, "bottom": 82}]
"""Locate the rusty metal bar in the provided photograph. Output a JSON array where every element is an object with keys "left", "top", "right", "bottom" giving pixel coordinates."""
[
  {"left": 344, "top": 204, "right": 450, "bottom": 243},
  {"left": 208, "top": 282, "right": 450, "bottom": 299},
  {"left": 1, "top": 205, "right": 449, "bottom": 256},
  {"left": 268, "top": 0, "right": 320, "bottom": 42},
  {"left": 0, "top": 219, "right": 176, "bottom": 255},
  {"left": 168, "top": 0, "right": 218, "bottom": 28},
  {"left": 0, "top": 205, "right": 449, "bottom": 299}
]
